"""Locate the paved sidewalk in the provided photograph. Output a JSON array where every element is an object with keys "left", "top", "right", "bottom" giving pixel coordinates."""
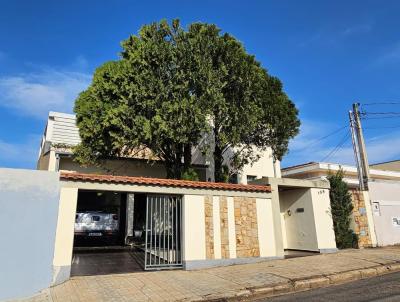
[{"left": 18, "top": 247, "right": 400, "bottom": 302}]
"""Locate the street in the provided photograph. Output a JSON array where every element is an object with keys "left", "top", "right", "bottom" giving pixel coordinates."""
[{"left": 257, "top": 271, "right": 400, "bottom": 302}]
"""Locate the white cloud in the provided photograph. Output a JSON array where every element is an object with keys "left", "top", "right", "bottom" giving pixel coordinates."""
[
  {"left": 71, "top": 55, "right": 89, "bottom": 71},
  {"left": 283, "top": 119, "right": 400, "bottom": 168},
  {"left": 0, "top": 135, "right": 40, "bottom": 169},
  {"left": 376, "top": 42, "right": 400, "bottom": 65},
  {"left": 342, "top": 24, "right": 372, "bottom": 36},
  {"left": 298, "top": 22, "right": 372, "bottom": 48},
  {"left": 0, "top": 68, "right": 91, "bottom": 119}
]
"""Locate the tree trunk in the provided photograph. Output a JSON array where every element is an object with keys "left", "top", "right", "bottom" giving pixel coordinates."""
[
  {"left": 214, "top": 144, "right": 224, "bottom": 182},
  {"left": 183, "top": 143, "right": 192, "bottom": 171},
  {"left": 164, "top": 146, "right": 184, "bottom": 179}
]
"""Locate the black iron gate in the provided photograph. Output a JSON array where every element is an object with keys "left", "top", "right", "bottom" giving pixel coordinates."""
[{"left": 144, "top": 195, "right": 182, "bottom": 270}]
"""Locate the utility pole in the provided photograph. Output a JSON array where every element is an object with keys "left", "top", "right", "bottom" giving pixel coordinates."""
[
  {"left": 349, "top": 110, "right": 365, "bottom": 190},
  {"left": 352, "top": 103, "right": 370, "bottom": 190}
]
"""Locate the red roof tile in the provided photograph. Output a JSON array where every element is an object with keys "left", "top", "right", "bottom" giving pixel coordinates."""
[{"left": 60, "top": 172, "right": 271, "bottom": 193}]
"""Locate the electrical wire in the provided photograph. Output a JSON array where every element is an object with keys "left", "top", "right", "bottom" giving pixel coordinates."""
[
  {"left": 361, "top": 101, "right": 400, "bottom": 106},
  {"left": 293, "top": 125, "right": 348, "bottom": 152},
  {"left": 364, "top": 125, "right": 400, "bottom": 129},
  {"left": 361, "top": 115, "right": 400, "bottom": 120},
  {"left": 320, "top": 131, "right": 351, "bottom": 162},
  {"left": 362, "top": 112, "right": 400, "bottom": 115}
]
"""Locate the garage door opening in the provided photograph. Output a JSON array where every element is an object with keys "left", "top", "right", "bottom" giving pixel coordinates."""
[
  {"left": 73, "top": 190, "right": 127, "bottom": 247},
  {"left": 71, "top": 190, "right": 182, "bottom": 276},
  {"left": 71, "top": 190, "right": 142, "bottom": 276}
]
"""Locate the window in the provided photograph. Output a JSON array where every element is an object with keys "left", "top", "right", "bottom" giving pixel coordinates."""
[
  {"left": 229, "top": 174, "right": 238, "bottom": 184},
  {"left": 246, "top": 175, "right": 257, "bottom": 183}
]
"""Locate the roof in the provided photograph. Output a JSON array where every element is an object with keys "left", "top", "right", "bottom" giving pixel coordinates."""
[
  {"left": 60, "top": 172, "right": 272, "bottom": 193},
  {"left": 370, "top": 159, "right": 400, "bottom": 166},
  {"left": 281, "top": 162, "right": 317, "bottom": 172},
  {"left": 281, "top": 161, "right": 400, "bottom": 181}
]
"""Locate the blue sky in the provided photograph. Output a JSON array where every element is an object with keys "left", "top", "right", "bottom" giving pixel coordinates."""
[{"left": 1, "top": 0, "right": 400, "bottom": 169}]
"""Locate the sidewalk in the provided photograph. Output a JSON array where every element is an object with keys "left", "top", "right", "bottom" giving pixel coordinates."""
[{"left": 20, "top": 247, "right": 400, "bottom": 302}]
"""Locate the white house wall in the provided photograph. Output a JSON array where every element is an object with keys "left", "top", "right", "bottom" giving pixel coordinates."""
[
  {"left": 310, "top": 188, "right": 337, "bottom": 252},
  {"left": 0, "top": 169, "right": 61, "bottom": 301},
  {"left": 369, "top": 181, "right": 400, "bottom": 246}
]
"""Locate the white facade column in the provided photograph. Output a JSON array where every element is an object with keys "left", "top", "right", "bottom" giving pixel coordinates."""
[
  {"left": 227, "top": 197, "right": 237, "bottom": 258},
  {"left": 125, "top": 193, "right": 135, "bottom": 244},
  {"left": 362, "top": 190, "right": 378, "bottom": 247},
  {"left": 182, "top": 195, "right": 206, "bottom": 263},
  {"left": 52, "top": 187, "right": 78, "bottom": 285},
  {"left": 212, "top": 196, "right": 222, "bottom": 259},
  {"left": 310, "top": 188, "right": 337, "bottom": 252},
  {"left": 256, "top": 198, "right": 282, "bottom": 257},
  {"left": 48, "top": 150, "right": 58, "bottom": 171},
  {"left": 270, "top": 184, "right": 285, "bottom": 257}
]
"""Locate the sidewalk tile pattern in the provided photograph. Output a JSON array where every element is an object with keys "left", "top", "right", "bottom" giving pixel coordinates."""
[{"left": 19, "top": 247, "right": 400, "bottom": 302}]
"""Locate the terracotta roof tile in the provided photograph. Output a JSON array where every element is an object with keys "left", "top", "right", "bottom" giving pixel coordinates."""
[{"left": 60, "top": 172, "right": 271, "bottom": 193}]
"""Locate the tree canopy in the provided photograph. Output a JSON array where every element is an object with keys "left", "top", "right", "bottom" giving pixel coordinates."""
[{"left": 74, "top": 19, "right": 300, "bottom": 181}]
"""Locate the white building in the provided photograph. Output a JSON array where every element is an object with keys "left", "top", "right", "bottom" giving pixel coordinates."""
[
  {"left": 282, "top": 161, "right": 400, "bottom": 247},
  {"left": 37, "top": 111, "right": 281, "bottom": 183}
]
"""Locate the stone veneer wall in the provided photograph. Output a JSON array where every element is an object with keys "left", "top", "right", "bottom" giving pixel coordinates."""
[
  {"left": 219, "top": 196, "right": 230, "bottom": 258},
  {"left": 204, "top": 195, "right": 261, "bottom": 260},
  {"left": 349, "top": 189, "right": 372, "bottom": 248},
  {"left": 204, "top": 196, "right": 214, "bottom": 259},
  {"left": 233, "top": 197, "right": 260, "bottom": 258}
]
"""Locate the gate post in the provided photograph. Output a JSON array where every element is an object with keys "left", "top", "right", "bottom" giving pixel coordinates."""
[{"left": 52, "top": 187, "right": 78, "bottom": 285}]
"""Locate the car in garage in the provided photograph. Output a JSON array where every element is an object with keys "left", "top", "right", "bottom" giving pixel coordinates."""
[{"left": 74, "top": 211, "right": 119, "bottom": 240}]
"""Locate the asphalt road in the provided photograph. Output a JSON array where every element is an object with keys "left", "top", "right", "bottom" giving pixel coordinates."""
[{"left": 255, "top": 271, "right": 400, "bottom": 302}]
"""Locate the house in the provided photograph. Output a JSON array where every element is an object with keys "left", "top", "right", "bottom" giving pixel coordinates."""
[
  {"left": 14, "top": 111, "right": 338, "bottom": 295},
  {"left": 282, "top": 161, "right": 400, "bottom": 247},
  {"left": 37, "top": 112, "right": 282, "bottom": 183}
]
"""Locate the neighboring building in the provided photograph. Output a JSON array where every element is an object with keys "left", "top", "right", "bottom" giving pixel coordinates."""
[
  {"left": 37, "top": 112, "right": 281, "bottom": 184},
  {"left": 282, "top": 161, "right": 400, "bottom": 247},
  {"left": 370, "top": 159, "right": 400, "bottom": 172}
]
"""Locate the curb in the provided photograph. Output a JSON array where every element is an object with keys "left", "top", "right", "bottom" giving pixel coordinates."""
[{"left": 203, "top": 262, "right": 400, "bottom": 301}]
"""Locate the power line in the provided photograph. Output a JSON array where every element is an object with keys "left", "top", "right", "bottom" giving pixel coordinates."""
[
  {"left": 362, "top": 115, "right": 400, "bottom": 120},
  {"left": 362, "top": 112, "right": 400, "bottom": 115},
  {"left": 320, "top": 131, "right": 351, "bottom": 162},
  {"left": 361, "top": 101, "right": 400, "bottom": 106},
  {"left": 294, "top": 125, "right": 347, "bottom": 152},
  {"left": 364, "top": 125, "right": 400, "bottom": 129}
]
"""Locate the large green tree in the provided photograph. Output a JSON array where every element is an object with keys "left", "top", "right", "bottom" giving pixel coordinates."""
[
  {"left": 328, "top": 170, "right": 356, "bottom": 249},
  {"left": 74, "top": 19, "right": 300, "bottom": 181},
  {"left": 74, "top": 20, "right": 208, "bottom": 179},
  {"left": 184, "top": 23, "right": 300, "bottom": 181}
]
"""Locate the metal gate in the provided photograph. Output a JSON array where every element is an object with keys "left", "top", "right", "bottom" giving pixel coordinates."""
[{"left": 144, "top": 195, "right": 182, "bottom": 270}]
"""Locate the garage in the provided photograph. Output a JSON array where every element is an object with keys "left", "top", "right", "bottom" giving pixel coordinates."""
[{"left": 71, "top": 189, "right": 183, "bottom": 276}]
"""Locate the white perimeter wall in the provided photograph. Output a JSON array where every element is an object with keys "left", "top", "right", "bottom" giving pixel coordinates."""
[
  {"left": 369, "top": 181, "right": 400, "bottom": 246},
  {"left": 0, "top": 169, "right": 60, "bottom": 301}
]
